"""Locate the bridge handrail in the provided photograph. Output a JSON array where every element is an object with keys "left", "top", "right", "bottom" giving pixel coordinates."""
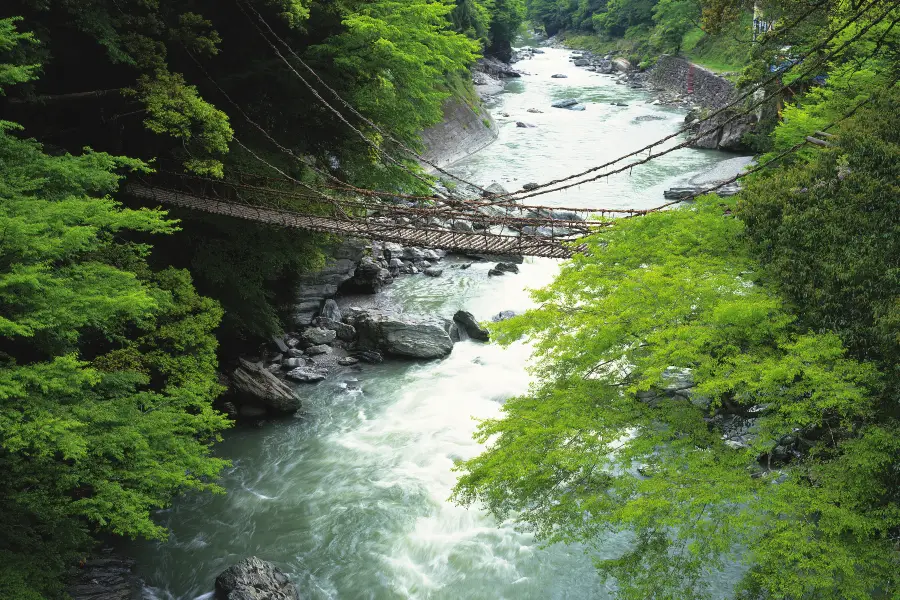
[
  {"left": 126, "top": 183, "right": 592, "bottom": 246},
  {"left": 147, "top": 169, "right": 636, "bottom": 219},
  {"left": 135, "top": 172, "right": 615, "bottom": 232}
]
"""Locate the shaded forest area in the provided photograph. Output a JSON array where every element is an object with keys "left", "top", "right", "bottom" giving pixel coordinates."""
[{"left": 0, "top": 1, "right": 523, "bottom": 597}]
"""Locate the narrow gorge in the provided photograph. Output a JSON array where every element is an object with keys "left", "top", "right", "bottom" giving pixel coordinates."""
[{"left": 123, "top": 44, "right": 750, "bottom": 600}]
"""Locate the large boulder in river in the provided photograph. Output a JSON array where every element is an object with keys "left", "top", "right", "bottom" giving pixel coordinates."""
[
  {"left": 285, "top": 365, "right": 328, "bottom": 383},
  {"left": 300, "top": 327, "right": 337, "bottom": 347},
  {"left": 351, "top": 310, "right": 454, "bottom": 359},
  {"left": 232, "top": 359, "right": 300, "bottom": 414},
  {"left": 453, "top": 311, "right": 490, "bottom": 341},
  {"left": 489, "top": 262, "right": 520, "bottom": 277},
  {"left": 215, "top": 557, "right": 299, "bottom": 600},
  {"left": 551, "top": 98, "right": 579, "bottom": 108},
  {"left": 612, "top": 57, "right": 633, "bottom": 72},
  {"left": 341, "top": 257, "right": 392, "bottom": 294},
  {"left": 484, "top": 182, "right": 508, "bottom": 196}
]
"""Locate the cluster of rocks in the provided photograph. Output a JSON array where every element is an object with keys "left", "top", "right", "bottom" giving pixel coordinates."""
[
  {"left": 561, "top": 48, "right": 759, "bottom": 150},
  {"left": 292, "top": 238, "right": 526, "bottom": 334},
  {"left": 566, "top": 49, "right": 632, "bottom": 76},
  {"left": 473, "top": 56, "right": 523, "bottom": 99},
  {"left": 558, "top": 46, "right": 703, "bottom": 110},
  {"left": 224, "top": 290, "right": 504, "bottom": 417},
  {"left": 488, "top": 262, "right": 520, "bottom": 277},
  {"left": 510, "top": 46, "right": 544, "bottom": 64},
  {"left": 67, "top": 550, "right": 142, "bottom": 600}
]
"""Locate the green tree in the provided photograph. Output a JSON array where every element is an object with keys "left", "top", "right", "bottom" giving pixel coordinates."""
[
  {"left": 592, "top": 0, "right": 659, "bottom": 36},
  {"left": 452, "top": 194, "right": 900, "bottom": 598},
  {"left": 310, "top": 0, "right": 479, "bottom": 146},
  {"left": 0, "top": 19, "right": 230, "bottom": 598},
  {"left": 486, "top": 0, "right": 527, "bottom": 60},
  {"left": 526, "top": 0, "right": 572, "bottom": 35},
  {"left": 740, "top": 87, "right": 900, "bottom": 375},
  {"left": 651, "top": 0, "right": 700, "bottom": 53}
]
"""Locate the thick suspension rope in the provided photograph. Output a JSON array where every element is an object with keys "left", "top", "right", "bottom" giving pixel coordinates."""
[
  {"left": 480, "top": 0, "right": 894, "bottom": 204},
  {"left": 486, "top": 0, "right": 900, "bottom": 205},
  {"left": 238, "top": 0, "right": 495, "bottom": 196}
]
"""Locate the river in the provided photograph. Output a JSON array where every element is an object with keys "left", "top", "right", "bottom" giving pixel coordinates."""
[{"left": 131, "top": 47, "right": 738, "bottom": 600}]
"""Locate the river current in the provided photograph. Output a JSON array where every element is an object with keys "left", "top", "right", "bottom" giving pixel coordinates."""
[{"left": 132, "top": 47, "right": 736, "bottom": 599}]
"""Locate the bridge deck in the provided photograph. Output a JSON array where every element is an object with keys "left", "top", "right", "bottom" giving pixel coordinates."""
[{"left": 127, "top": 184, "right": 587, "bottom": 259}]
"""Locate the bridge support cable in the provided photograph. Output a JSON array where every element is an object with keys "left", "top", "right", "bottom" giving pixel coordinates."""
[
  {"left": 474, "top": 0, "right": 896, "bottom": 205},
  {"left": 238, "top": 0, "right": 831, "bottom": 201},
  {"left": 134, "top": 101, "right": 876, "bottom": 254},
  {"left": 126, "top": 183, "right": 583, "bottom": 258},
  {"left": 237, "top": 0, "right": 494, "bottom": 197},
  {"left": 185, "top": 0, "right": 890, "bottom": 220},
  {"left": 233, "top": 0, "right": 489, "bottom": 210},
  {"left": 129, "top": 80, "right": 894, "bottom": 259},
  {"left": 181, "top": 45, "right": 493, "bottom": 222}
]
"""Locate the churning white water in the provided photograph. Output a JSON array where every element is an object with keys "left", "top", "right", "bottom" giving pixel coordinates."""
[{"left": 131, "top": 46, "right": 737, "bottom": 599}]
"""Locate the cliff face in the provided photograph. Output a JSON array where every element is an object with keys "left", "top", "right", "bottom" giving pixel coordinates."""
[{"left": 419, "top": 98, "right": 499, "bottom": 171}]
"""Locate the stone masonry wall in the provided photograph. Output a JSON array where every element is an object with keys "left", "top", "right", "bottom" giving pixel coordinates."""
[{"left": 649, "top": 55, "right": 735, "bottom": 109}]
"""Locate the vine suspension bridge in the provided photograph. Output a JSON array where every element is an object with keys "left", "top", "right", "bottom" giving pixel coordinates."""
[{"left": 127, "top": 171, "right": 646, "bottom": 259}]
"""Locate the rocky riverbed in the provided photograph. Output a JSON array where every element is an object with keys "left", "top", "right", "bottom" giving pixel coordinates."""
[{"left": 220, "top": 241, "right": 525, "bottom": 420}]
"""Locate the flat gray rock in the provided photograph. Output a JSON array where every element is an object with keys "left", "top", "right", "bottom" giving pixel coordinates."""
[
  {"left": 351, "top": 310, "right": 454, "bottom": 359},
  {"left": 232, "top": 359, "right": 300, "bottom": 413},
  {"left": 285, "top": 365, "right": 327, "bottom": 383},
  {"left": 551, "top": 98, "right": 579, "bottom": 108}
]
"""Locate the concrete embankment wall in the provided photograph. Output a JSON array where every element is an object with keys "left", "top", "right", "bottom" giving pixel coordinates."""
[
  {"left": 649, "top": 55, "right": 734, "bottom": 108},
  {"left": 419, "top": 98, "right": 499, "bottom": 171}
]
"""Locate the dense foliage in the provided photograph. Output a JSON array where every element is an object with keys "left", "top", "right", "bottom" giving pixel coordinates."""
[
  {"left": 527, "top": 0, "right": 700, "bottom": 46},
  {"left": 527, "top": 0, "right": 752, "bottom": 70},
  {"left": 452, "top": 0, "right": 527, "bottom": 59},
  {"left": 454, "top": 194, "right": 898, "bottom": 598},
  {"left": 0, "top": 0, "right": 524, "bottom": 595},
  {"left": 1, "top": 0, "right": 519, "bottom": 339},
  {"left": 455, "top": 2, "right": 900, "bottom": 598},
  {"left": 0, "top": 19, "right": 231, "bottom": 598}
]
